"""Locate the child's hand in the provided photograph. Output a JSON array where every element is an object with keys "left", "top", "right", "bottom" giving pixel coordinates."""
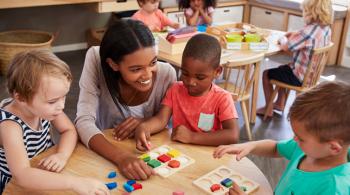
[
  {"left": 149, "top": 25, "right": 161, "bottom": 32},
  {"left": 172, "top": 23, "right": 180, "bottom": 29},
  {"left": 135, "top": 126, "right": 151, "bottom": 151},
  {"left": 213, "top": 142, "right": 255, "bottom": 161},
  {"left": 72, "top": 177, "right": 110, "bottom": 195},
  {"left": 38, "top": 152, "right": 69, "bottom": 172},
  {"left": 117, "top": 153, "right": 155, "bottom": 180},
  {"left": 226, "top": 182, "right": 247, "bottom": 195},
  {"left": 171, "top": 125, "right": 194, "bottom": 144},
  {"left": 113, "top": 117, "right": 141, "bottom": 141}
]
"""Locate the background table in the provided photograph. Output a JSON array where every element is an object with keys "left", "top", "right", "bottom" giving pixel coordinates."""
[{"left": 4, "top": 129, "right": 273, "bottom": 194}]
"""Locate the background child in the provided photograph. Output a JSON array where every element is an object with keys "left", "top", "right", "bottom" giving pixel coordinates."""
[
  {"left": 0, "top": 50, "right": 109, "bottom": 194},
  {"left": 132, "top": 0, "right": 179, "bottom": 32},
  {"left": 179, "top": 0, "right": 216, "bottom": 26},
  {"left": 135, "top": 34, "right": 239, "bottom": 151},
  {"left": 214, "top": 81, "right": 350, "bottom": 194},
  {"left": 256, "top": 0, "right": 332, "bottom": 117}
]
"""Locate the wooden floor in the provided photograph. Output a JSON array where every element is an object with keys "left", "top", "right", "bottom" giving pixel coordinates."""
[{"left": 1, "top": 50, "right": 349, "bottom": 190}]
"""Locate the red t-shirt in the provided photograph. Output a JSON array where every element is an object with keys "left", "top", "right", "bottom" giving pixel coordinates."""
[{"left": 162, "top": 82, "right": 238, "bottom": 132}]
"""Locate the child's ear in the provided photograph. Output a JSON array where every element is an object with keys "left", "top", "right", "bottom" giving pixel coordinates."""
[
  {"left": 214, "top": 66, "right": 222, "bottom": 78},
  {"left": 106, "top": 58, "right": 119, "bottom": 71},
  {"left": 328, "top": 140, "right": 343, "bottom": 155},
  {"left": 13, "top": 92, "right": 26, "bottom": 103}
]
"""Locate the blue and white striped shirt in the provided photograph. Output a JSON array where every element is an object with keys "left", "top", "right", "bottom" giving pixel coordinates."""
[{"left": 0, "top": 99, "right": 54, "bottom": 193}]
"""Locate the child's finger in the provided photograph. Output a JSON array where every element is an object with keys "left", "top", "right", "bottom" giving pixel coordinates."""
[
  {"left": 46, "top": 161, "right": 57, "bottom": 171},
  {"left": 51, "top": 162, "right": 60, "bottom": 172},
  {"left": 41, "top": 158, "right": 53, "bottom": 168},
  {"left": 236, "top": 149, "right": 249, "bottom": 161}
]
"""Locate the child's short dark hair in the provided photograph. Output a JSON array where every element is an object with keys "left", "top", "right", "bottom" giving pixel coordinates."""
[
  {"left": 182, "top": 34, "right": 221, "bottom": 69},
  {"left": 179, "top": 0, "right": 217, "bottom": 10},
  {"left": 288, "top": 81, "right": 350, "bottom": 143}
]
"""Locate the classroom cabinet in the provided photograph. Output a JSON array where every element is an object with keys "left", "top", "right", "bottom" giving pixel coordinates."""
[
  {"left": 213, "top": 6, "right": 244, "bottom": 25},
  {"left": 250, "top": 6, "right": 284, "bottom": 31}
]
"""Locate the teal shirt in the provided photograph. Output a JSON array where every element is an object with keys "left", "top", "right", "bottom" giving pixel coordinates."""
[{"left": 275, "top": 139, "right": 350, "bottom": 195}]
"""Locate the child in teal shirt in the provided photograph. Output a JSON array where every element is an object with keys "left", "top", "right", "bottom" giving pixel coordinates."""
[{"left": 213, "top": 81, "right": 350, "bottom": 194}]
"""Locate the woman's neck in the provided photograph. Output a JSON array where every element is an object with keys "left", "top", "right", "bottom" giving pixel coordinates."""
[{"left": 119, "top": 79, "right": 154, "bottom": 106}]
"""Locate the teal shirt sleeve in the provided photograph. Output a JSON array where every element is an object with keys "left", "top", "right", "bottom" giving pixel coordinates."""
[{"left": 277, "top": 139, "right": 298, "bottom": 160}]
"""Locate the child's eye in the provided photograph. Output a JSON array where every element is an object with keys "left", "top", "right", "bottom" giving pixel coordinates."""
[
  {"left": 130, "top": 68, "right": 142, "bottom": 72},
  {"left": 48, "top": 101, "right": 57, "bottom": 104},
  {"left": 150, "top": 60, "right": 157, "bottom": 66},
  {"left": 197, "top": 76, "right": 206, "bottom": 80}
]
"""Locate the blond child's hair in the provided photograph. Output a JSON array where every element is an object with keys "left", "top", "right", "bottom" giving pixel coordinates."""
[
  {"left": 6, "top": 49, "right": 72, "bottom": 102},
  {"left": 302, "top": 0, "right": 333, "bottom": 26},
  {"left": 288, "top": 81, "right": 350, "bottom": 143}
]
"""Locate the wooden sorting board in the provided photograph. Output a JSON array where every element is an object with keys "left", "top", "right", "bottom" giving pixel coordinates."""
[
  {"left": 193, "top": 165, "right": 259, "bottom": 194},
  {"left": 138, "top": 145, "right": 195, "bottom": 178}
]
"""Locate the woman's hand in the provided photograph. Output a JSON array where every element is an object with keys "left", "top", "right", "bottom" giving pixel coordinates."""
[
  {"left": 117, "top": 153, "right": 155, "bottom": 180},
  {"left": 113, "top": 117, "right": 142, "bottom": 141},
  {"left": 213, "top": 142, "right": 256, "bottom": 161},
  {"left": 171, "top": 125, "right": 194, "bottom": 144},
  {"left": 38, "top": 152, "right": 69, "bottom": 172}
]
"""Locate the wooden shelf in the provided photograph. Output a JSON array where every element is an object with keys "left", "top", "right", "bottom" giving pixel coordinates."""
[{"left": 94, "top": 0, "right": 138, "bottom": 13}]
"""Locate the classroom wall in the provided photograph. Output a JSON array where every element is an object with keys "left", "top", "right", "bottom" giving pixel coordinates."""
[{"left": 0, "top": 4, "right": 111, "bottom": 49}]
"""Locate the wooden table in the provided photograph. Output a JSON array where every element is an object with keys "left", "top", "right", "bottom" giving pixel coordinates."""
[
  {"left": 4, "top": 129, "right": 273, "bottom": 194},
  {"left": 158, "top": 31, "right": 283, "bottom": 123}
]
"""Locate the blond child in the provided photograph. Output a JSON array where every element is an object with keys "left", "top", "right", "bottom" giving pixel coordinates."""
[
  {"left": 179, "top": 0, "right": 216, "bottom": 26},
  {"left": 257, "top": 0, "right": 332, "bottom": 117},
  {"left": 0, "top": 50, "right": 109, "bottom": 194},
  {"left": 214, "top": 81, "right": 350, "bottom": 194},
  {"left": 135, "top": 34, "right": 239, "bottom": 151},
  {"left": 132, "top": 0, "right": 179, "bottom": 32}
]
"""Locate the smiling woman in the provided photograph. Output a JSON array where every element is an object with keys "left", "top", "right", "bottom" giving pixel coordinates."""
[{"left": 75, "top": 19, "right": 176, "bottom": 180}]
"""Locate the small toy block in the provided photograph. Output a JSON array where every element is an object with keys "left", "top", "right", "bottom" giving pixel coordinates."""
[
  {"left": 123, "top": 183, "right": 134, "bottom": 192},
  {"left": 132, "top": 183, "right": 142, "bottom": 190},
  {"left": 127, "top": 180, "right": 136, "bottom": 185},
  {"left": 147, "top": 159, "right": 161, "bottom": 168},
  {"left": 221, "top": 178, "right": 233, "bottom": 188},
  {"left": 210, "top": 184, "right": 221, "bottom": 192},
  {"left": 172, "top": 190, "right": 185, "bottom": 195},
  {"left": 107, "top": 171, "right": 117, "bottom": 178},
  {"left": 240, "top": 186, "right": 247, "bottom": 192},
  {"left": 139, "top": 153, "right": 151, "bottom": 162},
  {"left": 105, "top": 182, "right": 117, "bottom": 190},
  {"left": 167, "top": 149, "right": 181, "bottom": 158},
  {"left": 157, "top": 154, "right": 171, "bottom": 163},
  {"left": 168, "top": 160, "right": 180, "bottom": 168}
]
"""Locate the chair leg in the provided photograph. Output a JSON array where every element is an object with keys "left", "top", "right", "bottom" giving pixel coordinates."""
[
  {"left": 264, "top": 86, "right": 280, "bottom": 120},
  {"left": 282, "top": 89, "right": 290, "bottom": 115},
  {"left": 241, "top": 100, "right": 252, "bottom": 140}
]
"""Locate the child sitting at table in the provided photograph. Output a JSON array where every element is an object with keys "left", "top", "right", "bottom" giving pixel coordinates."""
[
  {"left": 256, "top": 0, "right": 332, "bottom": 117},
  {"left": 179, "top": 0, "right": 216, "bottom": 26},
  {"left": 135, "top": 34, "right": 240, "bottom": 151},
  {"left": 0, "top": 50, "right": 109, "bottom": 194},
  {"left": 214, "top": 81, "right": 350, "bottom": 194},
  {"left": 132, "top": 0, "right": 179, "bottom": 32}
]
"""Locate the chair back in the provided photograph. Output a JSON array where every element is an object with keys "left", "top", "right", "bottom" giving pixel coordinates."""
[
  {"left": 302, "top": 42, "right": 334, "bottom": 88},
  {"left": 220, "top": 53, "right": 265, "bottom": 101}
]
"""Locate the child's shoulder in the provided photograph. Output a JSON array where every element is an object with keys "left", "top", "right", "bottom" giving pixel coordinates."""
[{"left": 211, "top": 83, "right": 231, "bottom": 95}]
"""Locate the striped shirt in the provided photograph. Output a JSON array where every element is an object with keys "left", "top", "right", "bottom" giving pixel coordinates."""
[
  {"left": 287, "top": 23, "right": 331, "bottom": 82},
  {"left": 0, "top": 99, "right": 54, "bottom": 193}
]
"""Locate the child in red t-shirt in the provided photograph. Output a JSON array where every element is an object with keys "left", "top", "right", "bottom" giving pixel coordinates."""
[{"left": 135, "top": 34, "right": 240, "bottom": 151}]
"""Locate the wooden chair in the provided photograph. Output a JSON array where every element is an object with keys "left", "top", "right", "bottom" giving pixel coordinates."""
[
  {"left": 263, "top": 42, "right": 334, "bottom": 120},
  {"left": 217, "top": 53, "right": 265, "bottom": 140}
]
